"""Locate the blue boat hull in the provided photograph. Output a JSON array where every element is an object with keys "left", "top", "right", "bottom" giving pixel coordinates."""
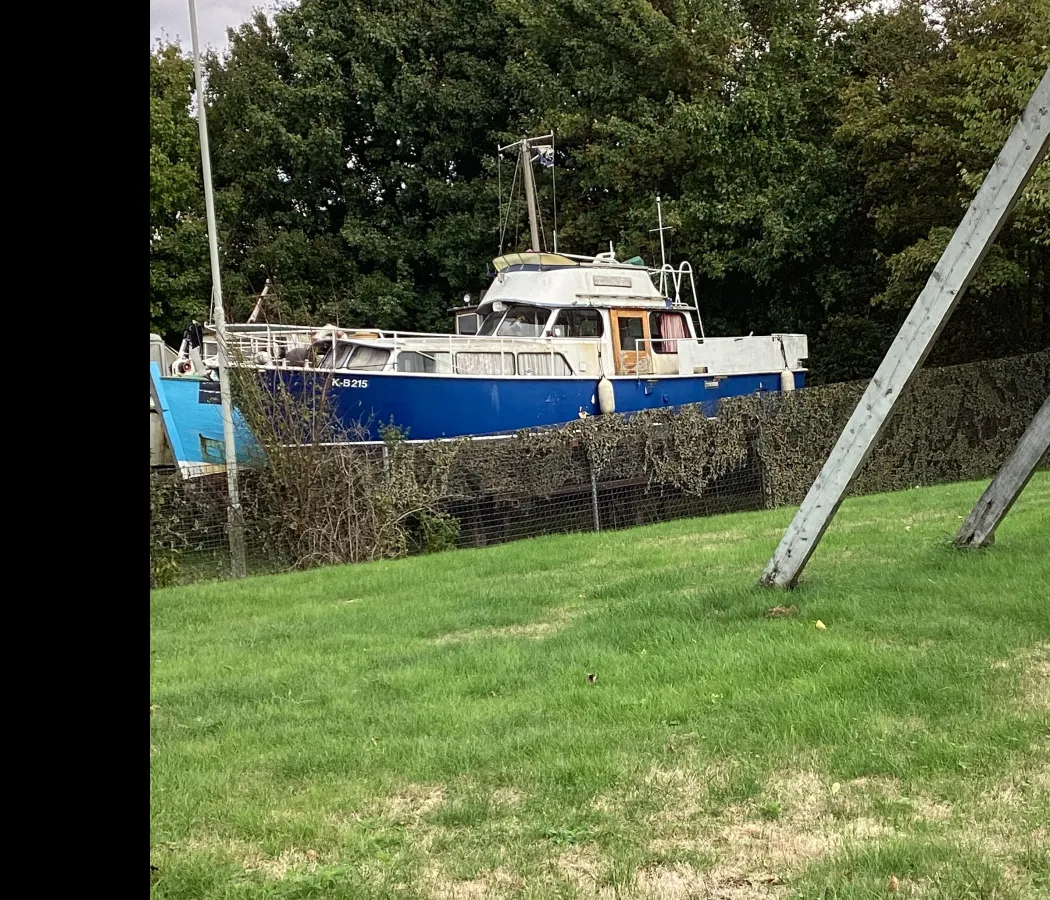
[
  {"left": 150, "top": 363, "right": 805, "bottom": 467},
  {"left": 265, "top": 369, "right": 806, "bottom": 440},
  {"left": 150, "top": 362, "right": 260, "bottom": 468}
]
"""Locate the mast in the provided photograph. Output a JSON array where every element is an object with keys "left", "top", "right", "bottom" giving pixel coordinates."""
[
  {"left": 520, "top": 138, "right": 542, "bottom": 252},
  {"left": 498, "top": 133, "right": 554, "bottom": 253}
]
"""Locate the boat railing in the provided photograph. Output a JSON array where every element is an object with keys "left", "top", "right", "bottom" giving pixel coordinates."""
[
  {"left": 221, "top": 324, "right": 319, "bottom": 361},
  {"left": 652, "top": 262, "right": 705, "bottom": 339},
  {"left": 383, "top": 332, "right": 574, "bottom": 377},
  {"left": 221, "top": 323, "right": 581, "bottom": 378}
]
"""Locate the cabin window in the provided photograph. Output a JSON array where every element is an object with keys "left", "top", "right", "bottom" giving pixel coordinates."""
[
  {"left": 345, "top": 346, "right": 391, "bottom": 369},
  {"left": 321, "top": 343, "right": 390, "bottom": 369},
  {"left": 498, "top": 306, "right": 549, "bottom": 337},
  {"left": 518, "top": 352, "right": 573, "bottom": 376},
  {"left": 477, "top": 314, "right": 500, "bottom": 336},
  {"left": 455, "top": 313, "right": 479, "bottom": 335},
  {"left": 456, "top": 352, "right": 516, "bottom": 375},
  {"left": 478, "top": 305, "right": 550, "bottom": 337},
  {"left": 551, "top": 308, "right": 603, "bottom": 338},
  {"left": 617, "top": 315, "right": 646, "bottom": 352},
  {"left": 396, "top": 351, "right": 452, "bottom": 373},
  {"left": 649, "top": 311, "right": 689, "bottom": 353},
  {"left": 318, "top": 342, "right": 351, "bottom": 368}
]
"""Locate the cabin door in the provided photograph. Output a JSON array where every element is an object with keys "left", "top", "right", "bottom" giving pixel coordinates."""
[{"left": 610, "top": 310, "right": 652, "bottom": 375}]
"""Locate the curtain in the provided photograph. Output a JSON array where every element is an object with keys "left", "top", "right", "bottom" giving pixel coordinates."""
[
  {"left": 456, "top": 352, "right": 516, "bottom": 375},
  {"left": 518, "top": 352, "right": 573, "bottom": 376},
  {"left": 658, "top": 313, "right": 688, "bottom": 353}
]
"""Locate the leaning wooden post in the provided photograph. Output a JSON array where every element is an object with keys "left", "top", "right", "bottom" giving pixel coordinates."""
[
  {"left": 759, "top": 68, "right": 1050, "bottom": 588},
  {"left": 955, "top": 395, "right": 1050, "bottom": 549}
]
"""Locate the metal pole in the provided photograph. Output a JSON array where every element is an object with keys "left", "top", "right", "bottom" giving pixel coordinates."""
[
  {"left": 189, "top": 0, "right": 247, "bottom": 578},
  {"left": 521, "top": 138, "right": 542, "bottom": 252},
  {"left": 590, "top": 453, "right": 601, "bottom": 532},
  {"left": 656, "top": 196, "right": 666, "bottom": 269}
]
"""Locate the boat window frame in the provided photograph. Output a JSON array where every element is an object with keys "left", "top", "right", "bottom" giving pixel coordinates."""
[
  {"left": 396, "top": 350, "right": 453, "bottom": 374},
  {"left": 648, "top": 311, "right": 690, "bottom": 354},
  {"left": 455, "top": 351, "right": 518, "bottom": 376},
  {"left": 318, "top": 341, "right": 391, "bottom": 370},
  {"left": 517, "top": 351, "right": 574, "bottom": 376},
  {"left": 550, "top": 308, "right": 604, "bottom": 338},
  {"left": 477, "top": 304, "right": 553, "bottom": 337}
]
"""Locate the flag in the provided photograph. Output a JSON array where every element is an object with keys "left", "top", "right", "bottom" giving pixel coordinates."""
[{"left": 537, "top": 146, "right": 555, "bottom": 168}]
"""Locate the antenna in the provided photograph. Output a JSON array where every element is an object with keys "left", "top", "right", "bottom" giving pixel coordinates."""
[{"left": 649, "top": 195, "right": 673, "bottom": 270}]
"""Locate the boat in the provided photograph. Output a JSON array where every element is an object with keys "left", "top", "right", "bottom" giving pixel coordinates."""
[
  {"left": 150, "top": 134, "right": 808, "bottom": 469},
  {"left": 150, "top": 278, "right": 353, "bottom": 474},
  {"left": 150, "top": 320, "right": 321, "bottom": 475}
]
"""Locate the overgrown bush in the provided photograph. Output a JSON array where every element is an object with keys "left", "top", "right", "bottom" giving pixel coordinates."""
[{"left": 230, "top": 365, "right": 464, "bottom": 568}]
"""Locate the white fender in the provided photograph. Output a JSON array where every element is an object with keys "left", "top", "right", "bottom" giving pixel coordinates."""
[{"left": 597, "top": 376, "right": 616, "bottom": 414}]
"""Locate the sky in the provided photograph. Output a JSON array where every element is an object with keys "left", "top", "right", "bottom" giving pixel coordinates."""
[{"left": 150, "top": 0, "right": 284, "bottom": 53}]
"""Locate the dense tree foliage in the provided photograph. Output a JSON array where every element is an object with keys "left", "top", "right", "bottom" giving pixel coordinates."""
[
  {"left": 149, "top": 0, "right": 1049, "bottom": 379},
  {"left": 150, "top": 45, "right": 212, "bottom": 338}
]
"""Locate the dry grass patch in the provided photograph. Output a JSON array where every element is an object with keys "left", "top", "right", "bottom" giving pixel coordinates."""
[
  {"left": 633, "top": 865, "right": 784, "bottom": 900},
  {"left": 386, "top": 784, "right": 447, "bottom": 819},
  {"left": 242, "top": 847, "right": 321, "bottom": 879},
  {"left": 555, "top": 844, "right": 612, "bottom": 896},
  {"left": 426, "top": 865, "right": 525, "bottom": 900},
  {"left": 637, "top": 768, "right": 927, "bottom": 884},
  {"left": 433, "top": 608, "right": 580, "bottom": 645},
  {"left": 490, "top": 787, "right": 526, "bottom": 810},
  {"left": 1018, "top": 646, "right": 1049, "bottom": 712},
  {"left": 639, "top": 529, "right": 748, "bottom": 550},
  {"left": 173, "top": 836, "right": 325, "bottom": 881},
  {"left": 990, "top": 644, "right": 1050, "bottom": 713}
]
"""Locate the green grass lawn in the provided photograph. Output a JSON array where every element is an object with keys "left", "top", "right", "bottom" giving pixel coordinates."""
[{"left": 150, "top": 474, "right": 1050, "bottom": 899}]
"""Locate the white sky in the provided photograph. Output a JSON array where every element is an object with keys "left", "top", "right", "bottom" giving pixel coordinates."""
[
  {"left": 152, "top": 1, "right": 900, "bottom": 54},
  {"left": 150, "top": 0, "right": 288, "bottom": 53}
]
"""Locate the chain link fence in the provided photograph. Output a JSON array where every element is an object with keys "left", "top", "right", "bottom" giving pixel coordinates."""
[{"left": 151, "top": 350, "right": 1049, "bottom": 586}]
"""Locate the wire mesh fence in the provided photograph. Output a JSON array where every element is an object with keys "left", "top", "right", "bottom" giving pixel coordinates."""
[
  {"left": 444, "top": 440, "right": 767, "bottom": 548},
  {"left": 150, "top": 349, "right": 1049, "bottom": 586},
  {"left": 149, "top": 440, "right": 767, "bottom": 582}
]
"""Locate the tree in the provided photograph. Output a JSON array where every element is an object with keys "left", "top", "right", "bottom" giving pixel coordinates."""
[
  {"left": 151, "top": 0, "right": 1046, "bottom": 379},
  {"left": 204, "top": 0, "right": 529, "bottom": 329},
  {"left": 503, "top": 0, "right": 886, "bottom": 381},
  {"left": 150, "top": 43, "right": 210, "bottom": 343},
  {"left": 836, "top": 0, "right": 1050, "bottom": 366}
]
